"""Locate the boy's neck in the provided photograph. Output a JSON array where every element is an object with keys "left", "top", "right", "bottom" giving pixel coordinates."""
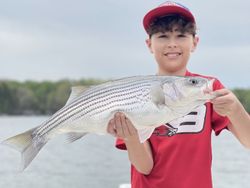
[{"left": 157, "top": 68, "right": 187, "bottom": 76}]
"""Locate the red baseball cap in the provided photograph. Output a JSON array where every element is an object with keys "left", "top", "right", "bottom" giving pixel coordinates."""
[{"left": 143, "top": 1, "right": 196, "bottom": 33}]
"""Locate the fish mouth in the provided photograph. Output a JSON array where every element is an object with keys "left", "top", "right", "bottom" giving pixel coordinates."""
[{"left": 202, "top": 79, "right": 215, "bottom": 100}]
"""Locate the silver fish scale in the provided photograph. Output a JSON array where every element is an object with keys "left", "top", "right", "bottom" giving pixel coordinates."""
[
  {"left": 73, "top": 84, "right": 151, "bottom": 119},
  {"left": 35, "top": 81, "right": 142, "bottom": 132},
  {"left": 42, "top": 81, "right": 150, "bottom": 125},
  {"left": 36, "top": 76, "right": 161, "bottom": 137},
  {"left": 43, "top": 76, "right": 154, "bottom": 127},
  {"left": 36, "top": 75, "right": 182, "bottom": 137}
]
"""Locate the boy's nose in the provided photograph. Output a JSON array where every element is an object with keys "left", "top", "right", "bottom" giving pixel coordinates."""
[{"left": 167, "top": 39, "right": 177, "bottom": 48}]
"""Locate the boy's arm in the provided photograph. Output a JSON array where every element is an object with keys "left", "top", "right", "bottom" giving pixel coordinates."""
[
  {"left": 107, "top": 112, "right": 154, "bottom": 175},
  {"left": 211, "top": 89, "right": 250, "bottom": 149}
]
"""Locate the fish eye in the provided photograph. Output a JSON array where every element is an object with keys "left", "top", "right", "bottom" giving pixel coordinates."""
[{"left": 188, "top": 78, "right": 199, "bottom": 85}]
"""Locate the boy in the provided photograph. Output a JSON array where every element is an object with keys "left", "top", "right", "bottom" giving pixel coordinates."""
[{"left": 107, "top": 1, "right": 250, "bottom": 188}]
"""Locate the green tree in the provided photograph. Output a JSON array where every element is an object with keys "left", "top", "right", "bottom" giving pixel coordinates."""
[
  {"left": 46, "top": 80, "right": 71, "bottom": 114},
  {"left": 233, "top": 89, "right": 250, "bottom": 113},
  {"left": 0, "top": 82, "right": 16, "bottom": 114},
  {"left": 13, "top": 86, "right": 38, "bottom": 115}
]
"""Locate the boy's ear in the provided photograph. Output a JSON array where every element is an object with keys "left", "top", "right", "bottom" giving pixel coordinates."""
[
  {"left": 191, "top": 36, "right": 199, "bottom": 52},
  {"left": 145, "top": 38, "right": 153, "bottom": 53}
]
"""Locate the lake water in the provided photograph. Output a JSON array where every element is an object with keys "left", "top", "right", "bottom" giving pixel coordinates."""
[{"left": 0, "top": 116, "right": 249, "bottom": 188}]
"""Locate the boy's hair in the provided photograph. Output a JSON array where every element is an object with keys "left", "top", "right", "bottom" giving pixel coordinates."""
[{"left": 146, "top": 14, "right": 197, "bottom": 38}]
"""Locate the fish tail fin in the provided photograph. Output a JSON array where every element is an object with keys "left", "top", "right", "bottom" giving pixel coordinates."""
[{"left": 2, "top": 128, "right": 47, "bottom": 171}]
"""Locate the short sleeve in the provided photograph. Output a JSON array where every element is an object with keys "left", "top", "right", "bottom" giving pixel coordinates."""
[
  {"left": 211, "top": 79, "right": 230, "bottom": 135},
  {"left": 115, "top": 138, "right": 127, "bottom": 150}
]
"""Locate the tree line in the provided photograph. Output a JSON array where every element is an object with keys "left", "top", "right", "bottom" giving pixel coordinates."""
[
  {"left": 0, "top": 79, "right": 104, "bottom": 115},
  {"left": 0, "top": 79, "right": 250, "bottom": 115}
]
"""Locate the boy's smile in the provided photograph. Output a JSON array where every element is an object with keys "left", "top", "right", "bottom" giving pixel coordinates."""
[
  {"left": 146, "top": 26, "right": 199, "bottom": 76},
  {"left": 164, "top": 52, "right": 182, "bottom": 59}
]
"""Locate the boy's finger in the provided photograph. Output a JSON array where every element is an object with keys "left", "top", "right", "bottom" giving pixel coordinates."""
[
  {"left": 212, "top": 89, "right": 230, "bottom": 98},
  {"left": 107, "top": 119, "right": 117, "bottom": 136},
  {"left": 210, "top": 90, "right": 231, "bottom": 104},
  {"left": 120, "top": 113, "right": 130, "bottom": 136},
  {"left": 125, "top": 117, "right": 138, "bottom": 135},
  {"left": 114, "top": 113, "right": 124, "bottom": 137}
]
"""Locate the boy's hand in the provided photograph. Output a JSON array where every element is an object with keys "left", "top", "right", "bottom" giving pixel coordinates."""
[
  {"left": 107, "top": 112, "right": 154, "bottom": 175},
  {"left": 107, "top": 112, "right": 138, "bottom": 141},
  {"left": 210, "top": 89, "right": 241, "bottom": 117}
]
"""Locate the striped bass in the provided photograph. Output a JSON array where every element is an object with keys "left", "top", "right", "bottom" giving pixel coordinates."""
[{"left": 2, "top": 75, "right": 214, "bottom": 170}]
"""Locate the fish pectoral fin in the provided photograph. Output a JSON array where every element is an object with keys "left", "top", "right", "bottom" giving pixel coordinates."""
[
  {"left": 66, "top": 132, "right": 88, "bottom": 143},
  {"left": 137, "top": 127, "right": 155, "bottom": 143},
  {"left": 65, "top": 86, "right": 88, "bottom": 106}
]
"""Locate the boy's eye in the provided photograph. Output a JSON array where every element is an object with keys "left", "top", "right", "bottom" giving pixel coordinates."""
[
  {"left": 158, "top": 35, "right": 168, "bottom": 38},
  {"left": 177, "top": 34, "right": 186, "bottom": 38}
]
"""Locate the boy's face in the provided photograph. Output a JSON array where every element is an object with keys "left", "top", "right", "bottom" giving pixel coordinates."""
[{"left": 146, "top": 26, "right": 199, "bottom": 76}]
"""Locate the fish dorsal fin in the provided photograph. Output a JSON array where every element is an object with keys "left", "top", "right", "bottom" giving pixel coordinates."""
[{"left": 65, "top": 86, "right": 87, "bottom": 106}]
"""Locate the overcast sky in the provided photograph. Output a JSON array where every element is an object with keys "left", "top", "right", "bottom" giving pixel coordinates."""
[{"left": 0, "top": 0, "right": 249, "bottom": 88}]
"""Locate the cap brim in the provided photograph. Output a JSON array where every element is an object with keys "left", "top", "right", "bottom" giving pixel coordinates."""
[{"left": 143, "top": 6, "right": 195, "bottom": 32}]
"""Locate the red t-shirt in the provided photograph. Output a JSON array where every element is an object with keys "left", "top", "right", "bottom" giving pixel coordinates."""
[{"left": 115, "top": 71, "right": 230, "bottom": 188}]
